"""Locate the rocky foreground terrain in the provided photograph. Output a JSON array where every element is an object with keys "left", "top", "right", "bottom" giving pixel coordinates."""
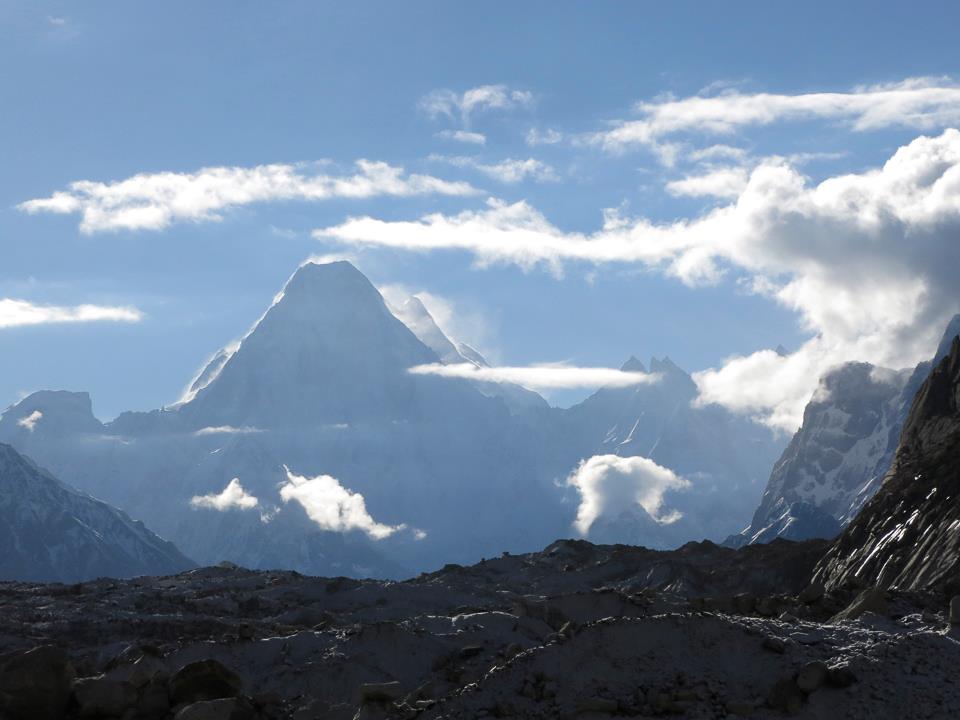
[{"left": 1, "top": 538, "right": 959, "bottom": 720}]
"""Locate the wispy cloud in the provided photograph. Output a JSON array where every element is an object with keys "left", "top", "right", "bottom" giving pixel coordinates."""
[
  {"left": 409, "top": 362, "right": 659, "bottom": 390},
  {"left": 193, "top": 425, "right": 263, "bottom": 436},
  {"left": 567, "top": 455, "right": 690, "bottom": 534},
  {"left": 421, "top": 84, "right": 533, "bottom": 126},
  {"left": 592, "top": 77, "right": 960, "bottom": 157},
  {"left": 436, "top": 130, "right": 487, "bottom": 145},
  {"left": 321, "top": 130, "right": 960, "bottom": 430},
  {"left": 279, "top": 467, "right": 405, "bottom": 540},
  {"left": 526, "top": 127, "right": 563, "bottom": 146},
  {"left": 666, "top": 167, "right": 749, "bottom": 199},
  {"left": 19, "top": 160, "right": 479, "bottom": 233},
  {"left": 190, "top": 478, "right": 259, "bottom": 511},
  {"left": 0, "top": 299, "right": 143, "bottom": 328},
  {"left": 431, "top": 155, "right": 559, "bottom": 184}
]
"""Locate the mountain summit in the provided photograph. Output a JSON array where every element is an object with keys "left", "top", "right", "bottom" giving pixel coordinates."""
[{"left": 180, "top": 261, "right": 492, "bottom": 428}]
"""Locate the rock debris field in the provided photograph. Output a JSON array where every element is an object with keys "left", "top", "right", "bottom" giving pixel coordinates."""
[{"left": 1, "top": 539, "right": 958, "bottom": 720}]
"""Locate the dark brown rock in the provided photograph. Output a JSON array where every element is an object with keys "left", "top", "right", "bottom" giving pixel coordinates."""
[
  {"left": 169, "top": 659, "right": 242, "bottom": 705},
  {"left": 0, "top": 645, "right": 75, "bottom": 720}
]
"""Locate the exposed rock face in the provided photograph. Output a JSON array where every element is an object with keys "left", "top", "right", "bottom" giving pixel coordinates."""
[
  {"left": 815, "top": 336, "right": 960, "bottom": 593},
  {"left": 0, "top": 443, "right": 194, "bottom": 582},
  {"left": 1, "top": 538, "right": 958, "bottom": 720},
  {"left": 733, "top": 314, "right": 960, "bottom": 546}
]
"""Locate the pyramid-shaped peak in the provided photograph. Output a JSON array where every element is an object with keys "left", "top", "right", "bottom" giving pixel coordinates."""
[
  {"left": 279, "top": 260, "right": 382, "bottom": 305},
  {"left": 620, "top": 356, "right": 646, "bottom": 373}
]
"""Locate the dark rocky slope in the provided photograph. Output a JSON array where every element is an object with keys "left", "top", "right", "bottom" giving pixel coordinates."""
[
  {"left": 1, "top": 536, "right": 959, "bottom": 720},
  {"left": 815, "top": 336, "right": 960, "bottom": 594}
]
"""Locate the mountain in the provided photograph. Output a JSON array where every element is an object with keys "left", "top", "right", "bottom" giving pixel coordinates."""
[
  {"left": 0, "top": 443, "right": 194, "bottom": 582},
  {"left": 389, "top": 293, "right": 548, "bottom": 414},
  {"left": 814, "top": 335, "right": 960, "bottom": 593},
  {"left": 0, "top": 260, "right": 785, "bottom": 577},
  {"left": 0, "top": 262, "right": 563, "bottom": 576},
  {"left": 730, "top": 314, "right": 960, "bottom": 546},
  {"left": 540, "top": 355, "right": 785, "bottom": 548}
]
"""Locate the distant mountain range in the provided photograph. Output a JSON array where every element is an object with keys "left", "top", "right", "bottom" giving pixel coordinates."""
[
  {"left": 0, "top": 442, "right": 193, "bottom": 582},
  {"left": 0, "top": 260, "right": 783, "bottom": 578},
  {"left": 729, "top": 314, "right": 960, "bottom": 547}
]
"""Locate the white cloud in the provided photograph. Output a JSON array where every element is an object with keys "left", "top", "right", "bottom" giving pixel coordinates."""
[
  {"left": 566, "top": 455, "right": 690, "bottom": 535},
  {"left": 190, "top": 478, "right": 259, "bottom": 511},
  {"left": 193, "top": 425, "right": 263, "bottom": 436},
  {"left": 279, "top": 466, "right": 404, "bottom": 540},
  {"left": 409, "top": 362, "right": 659, "bottom": 390},
  {"left": 436, "top": 130, "right": 487, "bottom": 145},
  {"left": 434, "top": 155, "right": 559, "bottom": 184},
  {"left": 688, "top": 144, "right": 748, "bottom": 162},
  {"left": 526, "top": 127, "right": 563, "bottom": 146},
  {"left": 321, "top": 130, "right": 960, "bottom": 430},
  {"left": 593, "top": 77, "right": 960, "bottom": 156},
  {"left": 666, "top": 167, "right": 749, "bottom": 198},
  {"left": 17, "top": 410, "right": 43, "bottom": 432},
  {"left": 0, "top": 299, "right": 143, "bottom": 328},
  {"left": 420, "top": 84, "right": 533, "bottom": 126},
  {"left": 18, "top": 160, "right": 478, "bottom": 234}
]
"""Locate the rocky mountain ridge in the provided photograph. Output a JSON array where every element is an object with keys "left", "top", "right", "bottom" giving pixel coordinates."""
[{"left": 0, "top": 443, "right": 194, "bottom": 583}]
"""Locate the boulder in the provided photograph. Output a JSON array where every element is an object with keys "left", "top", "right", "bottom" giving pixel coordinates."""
[
  {"left": 174, "top": 697, "right": 257, "bottom": 720},
  {"left": 0, "top": 645, "right": 75, "bottom": 720},
  {"left": 796, "top": 661, "right": 828, "bottom": 693},
  {"left": 832, "top": 588, "right": 888, "bottom": 622},
  {"left": 74, "top": 676, "right": 138, "bottom": 717},
  {"left": 826, "top": 664, "right": 858, "bottom": 688},
  {"left": 767, "top": 677, "right": 804, "bottom": 714},
  {"left": 797, "top": 582, "right": 825, "bottom": 605},
  {"left": 169, "top": 659, "right": 242, "bottom": 705},
  {"left": 359, "top": 681, "right": 403, "bottom": 705},
  {"left": 950, "top": 595, "right": 960, "bottom": 625}
]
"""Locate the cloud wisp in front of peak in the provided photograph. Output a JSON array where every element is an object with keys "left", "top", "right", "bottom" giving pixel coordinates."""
[
  {"left": 190, "top": 478, "right": 259, "bottom": 511},
  {"left": 0, "top": 298, "right": 143, "bottom": 329},
  {"left": 279, "top": 467, "right": 405, "bottom": 540},
  {"left": 409, "top": 362, "right": 659, "bottom": 390},
  {"left": 322, "top": 129, "right": 960, "bottom": 430},
  {"left": 567, "top": 455, "right": 690, "bottom": 535},
  {"left": 420, "top": 84, "right": 533, "bottom": 127},
  {"left": 18, "top": 160, "right": 479, "bottom": 234},
  {"left": 591, "top": 77, "right": 960, "bottom": 157}
]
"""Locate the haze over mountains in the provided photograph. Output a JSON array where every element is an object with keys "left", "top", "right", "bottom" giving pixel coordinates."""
[{"left": 0, "top": 260, "right": 787, "bottom": 579}]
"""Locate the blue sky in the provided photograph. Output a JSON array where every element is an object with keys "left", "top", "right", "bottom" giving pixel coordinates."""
[{"left": 3, "top": 1, "right": 960, "bottom": 426}]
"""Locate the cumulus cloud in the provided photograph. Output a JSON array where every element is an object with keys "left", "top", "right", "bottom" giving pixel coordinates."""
[
  {"left": 593, "top": 77, "right": 960, "bottom": 155},
  {"left": 321, "top": 130, "right": 960, "bottom": 430},
  {"left": 666, "top": 167, "right": 749, "bottom": 198},
  {"left": 409, "top": 362, "right": 659, "bottom": 390},
  {"left": 567, "top": 455, "right": 690, "bottom": 535},
  {"left": 436, "top": 130, "right": 487, "bottom": 145},
  {"left": 0, "top": 299, "right": 143, "bottom": 328},
  {"left": 420, "top": 84, "right": 533, "bottom": 126},
  {"left": 432, "top": 155, "right": 559, "bottom": 184},
  {"left": 279, "top": 467, "right": 404, "bottom": 540},
  {"left": 18, "top": 160, "right": 478, "bottom": 234},
  {"left": 17, "top": 410, "right": 43, "bottom": 432},
  {"left": 190, "top": 478, "right": 259, "bottom": 511}
]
